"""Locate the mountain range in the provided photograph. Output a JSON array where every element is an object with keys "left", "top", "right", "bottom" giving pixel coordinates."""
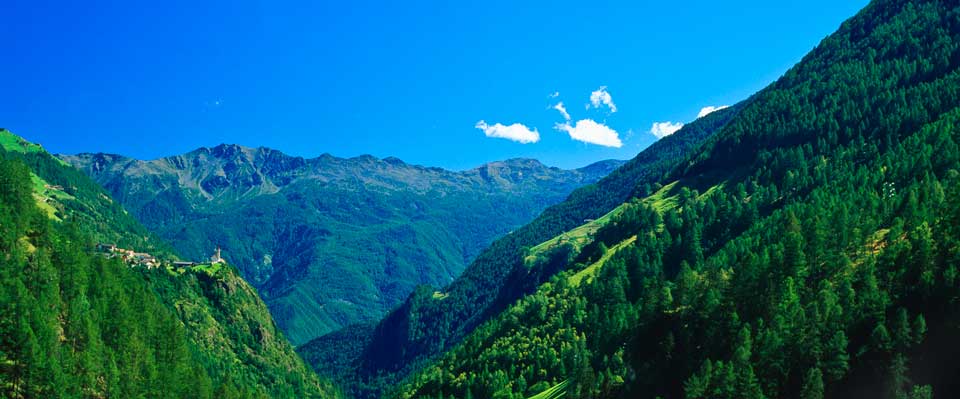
[
  {"left": 62, "top": 148, "right": 622, "bottom": 344},
  {"left": 299, "top": 88, "right": 741, "bottom": 398},
  {"left": 0, "top": 128, "right": 341, "bottom": 398},
  {"left": 5, "top": 0, "right": 960, "bottom": 398},
  {"left": 300, "top": 0, "right": 960, "bottom": 398}
]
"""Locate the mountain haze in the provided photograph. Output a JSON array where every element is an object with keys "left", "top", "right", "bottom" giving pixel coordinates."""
[{"left": 62, "top": 147, "right": 623, "bottom": 344}]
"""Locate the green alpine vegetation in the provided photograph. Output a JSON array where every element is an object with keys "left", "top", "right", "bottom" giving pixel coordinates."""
[
  {"left": 298, "top": 0, "right": 960, "bottom": 398},
  {"left": 0, "top": 129, "right": 172, "bottom": 255},
  {"left": 62, "top": 147, "right": 622, "bottom": 345},
  {"left": 142, "top": 262, "right": 343, "bottom": 397},
  {"left": 0, "top": 131, "right": 341, "bottom": 398},
  {"left": 381, "top": 0, "right": 960, "bottom": 398},
  {"left": 298, "top": 91, "right": 740, "bottom": 398},
  {"left": 8, "top": 0, "right": 960, "bottom": 398}
]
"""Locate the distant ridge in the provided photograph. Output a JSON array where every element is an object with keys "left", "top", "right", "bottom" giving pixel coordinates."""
[
  {"left": 334, "top": 0, "right": 960, "bottom": 398},
  {"left": 63, "top": 146, "right": 624, "bottom": 345},
  {"left": 0, "top": 130, "right": 342, "bottom": 398}
]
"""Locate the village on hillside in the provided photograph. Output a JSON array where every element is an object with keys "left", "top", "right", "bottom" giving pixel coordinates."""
[{"left": 95, "top": 243, "right": 226, "bottom": 269}]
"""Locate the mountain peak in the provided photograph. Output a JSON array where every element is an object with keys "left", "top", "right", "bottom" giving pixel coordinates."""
[
  {"left": 207, "top": 143, "right": 251, "bottom": 159},
  {"left": 500, "top": 157, "right": 546, "bottom": 167},
  {"left": 577, "top": 158, "right": 626, "bottom": 177},
  {"left": 383, "top": 156, "right": 406, "bottom": 166},
  {"left": 349, "top": 154, "right": 379, "bottom": 163}
]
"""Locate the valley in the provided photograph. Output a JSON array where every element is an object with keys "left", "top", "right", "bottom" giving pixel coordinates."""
[
  {"left": 62, "top": 147, "right": 622, "bottom": 345},
  {"left": 5, "top": 1, "right": 960, "bottom": 398},
  {"left": 0, "top": 129, "right": 342, "bottom": 398}
]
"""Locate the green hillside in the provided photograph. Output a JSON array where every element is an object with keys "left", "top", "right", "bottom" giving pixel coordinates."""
[
  {"left": 389, "top": 0, "right": 960, "bottom": 398},
  {"left": 0, "top": 132, "right": 341, "bottom": 398},
  {"left": 143, "top": 263, "right": 342, "bottom": 397},
  {"left": 0, "top": 128, "right": 46, "bottom": 154},
  {"left": 63, "top": 147, "right": 623, "bottom": 345},
  {"left": 298, "top": 88, "right": 740, "bottom": 398},
  {"left": 0, "top": 128, "right": 173, "bottom": 255}
]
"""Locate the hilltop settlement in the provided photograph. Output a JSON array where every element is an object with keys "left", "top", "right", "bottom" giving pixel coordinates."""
[{"left": 96, "top": 243, "right": 226, "bottom": 269}]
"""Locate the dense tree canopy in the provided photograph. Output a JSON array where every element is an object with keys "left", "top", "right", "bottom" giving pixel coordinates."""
[
  {"left": 386, "top": 0, "right": 960, "bottom": 398},
  {"left": 300, "top": 80, "right": 740, "bottom": 399},
  {"left": 0, "top": 157, "right": 212, "bottom": 397},
  {"left": 65, "top": 148, "right": 622, "bottom": 346},
  {"left": 0, "top": 142, "right": 342, "bottom": 398}
]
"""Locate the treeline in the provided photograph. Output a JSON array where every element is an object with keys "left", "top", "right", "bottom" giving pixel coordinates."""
[
  {"left": 0, "top": 157, "right": 213, "bottom": 397},
  {"left": 391, "top": 0, "right": 960, "bottom": 398},
  {"left": 394, "top": 104, "right": 960, "bottom": 399},
  {"left": 304, "top": 86, "right": 740, "bottom": 399},
  {"left": 0, "top": 148, "right": 341, "bottom": 397},
  {"left": 0, "top": 137, "right": 174, "bottom": 257},
  {"left": 142, "top": 260, "right": 341, "bottom": 398}
]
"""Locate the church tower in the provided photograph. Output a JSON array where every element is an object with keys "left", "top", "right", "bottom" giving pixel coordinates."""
[{"left": 210, "top": 246, "right": 225, "bottom": 264}]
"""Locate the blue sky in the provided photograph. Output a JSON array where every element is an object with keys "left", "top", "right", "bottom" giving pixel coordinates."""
[{"left": 2, "top": 0, "right": 867, "bottom": 170}]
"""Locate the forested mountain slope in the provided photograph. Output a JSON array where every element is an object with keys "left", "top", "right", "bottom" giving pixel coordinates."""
[
  {"left": 298, "top": 98, "right": 741, "bottom": 395},
  {"left": 62, "top": 147, "right": 622, "bottom": 344},
  {"left": 0, "top": 129, "right": 173, "bottom": 256},
  {"left": 389, "top": 0, "right": 960, "bottom": 398},
  {"left": 0, "top": 130, "right": 341, "bottom": 398}
]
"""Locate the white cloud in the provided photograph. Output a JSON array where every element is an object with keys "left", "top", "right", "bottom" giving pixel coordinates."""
[
  {"left": 650, "top": 121, "right": 684, "bottom": 139},
  {"left": 588, "top": 86, "right": 617, "bottom": 113},
  {"left": 697, "top": 105, "right": 729, "bottom": 118},
  {"left": 475, "top": 120, "right": 540, "bottom": 144},
  {"left": 549, "top": 91, "right": 560, "bottom": 98},
  {"left": 553, "top": 102, "right": 571, "bottom": 121},
  {"left": 555, "top": 119, "right": 622, "bottom": 147}
]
